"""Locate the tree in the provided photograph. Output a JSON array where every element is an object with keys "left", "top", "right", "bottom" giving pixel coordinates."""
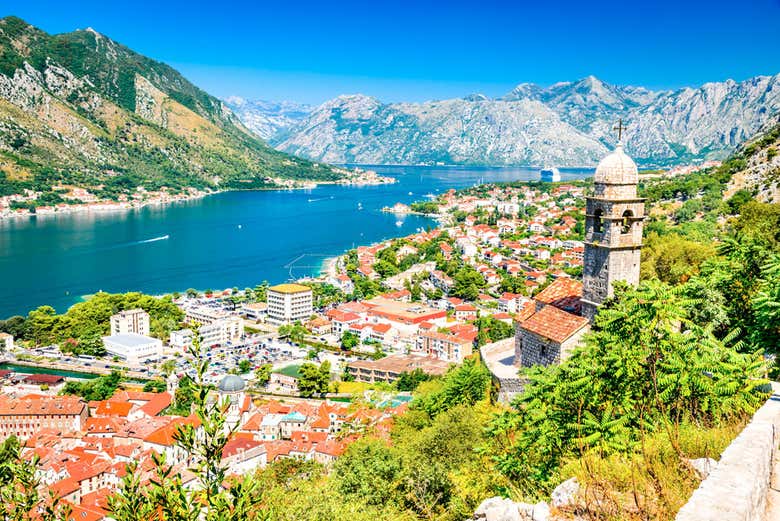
[
  {"left": 396, "top": 368, "right": 430, "bottom": 392},
  {"left": 238, "top": 360, "right": 252, "bottom": 374},
  {"left": 298, "top": 361, "right": 331, "bottom": 398},
  {"left": 254, "top": 364, "right": 272, "bottom": 386},
  {"left": 143, "top": 379, "right": 167, "bottom": 393},
  {"left": 452, "top": 267, "right": 485, "bottom": 301},
  {"left": 341, "top": 330, "right": 359, "bottom": 350},
  {"left": 278, "top": 322, "right": 308, "bottom": 344}
]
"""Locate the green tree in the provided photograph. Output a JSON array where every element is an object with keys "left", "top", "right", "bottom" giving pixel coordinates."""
[
  {"left": 238, "top": 359, "right": 252, "bottom": 374},
  {"left": 254, "top": 364, "right": 272, "bottom": 386},
  {"left": 341, "top": 330, "right": 359, "bottom": 350},
  {"left": 298, "top": 361, "right": 331, "bottom": 398}
]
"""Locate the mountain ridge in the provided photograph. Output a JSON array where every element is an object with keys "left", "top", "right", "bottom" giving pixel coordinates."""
[{"left": 228, "top": 73, "right": 780, "bottom": 167}]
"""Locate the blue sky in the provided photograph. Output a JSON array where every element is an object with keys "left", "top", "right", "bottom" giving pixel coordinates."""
[{"left": 4, "top": 0, "right": 780, "bottom": 105}]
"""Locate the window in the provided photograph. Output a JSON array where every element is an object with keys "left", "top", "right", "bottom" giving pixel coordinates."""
[
  {"left": 621, "top": 210, "right": 633, "bottom": 234},
  {"left": 593, "top": 208, "right": 604, "bottom": 233}
]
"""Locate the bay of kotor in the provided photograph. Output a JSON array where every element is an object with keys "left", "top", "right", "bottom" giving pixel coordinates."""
[{"left": 0, "top": 165, "right": 591, "bottom": 318}]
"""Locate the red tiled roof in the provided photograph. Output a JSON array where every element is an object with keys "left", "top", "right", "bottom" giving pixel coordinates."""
[
  {"left": 520, "top": 305, "right": 589, "bottom": 344},
  {"left": 534, "top": 277, "right": 583, "bottom": 314}
]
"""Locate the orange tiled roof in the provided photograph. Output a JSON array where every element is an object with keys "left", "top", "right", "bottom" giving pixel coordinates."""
[
  {"left": 520, "top": 305, "right": 589, "bottom": 344},
  {"left": 533, "top": 277, "right": 582, "bottom": 314}
]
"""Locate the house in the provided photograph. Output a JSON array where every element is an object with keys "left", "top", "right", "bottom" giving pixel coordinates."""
[
  {"left": 325, "top": 309, "right": 361, "bottom": 336},
  {"left": 454, "top": 304, "right": 478, "bottom": 321},
  {"left": 514, "top": 305, "right": 589, "bottom": 367}
]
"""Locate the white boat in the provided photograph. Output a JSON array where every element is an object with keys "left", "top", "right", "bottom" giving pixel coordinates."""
[
  {"left": 540, "top": 167, "right": 561, "bottom": 182},
  {"left": 357, "top": 202, "right": 363, "bottom": 210},
  {"left": 395, "top": 220, "right": 403, "bottom": 227}
]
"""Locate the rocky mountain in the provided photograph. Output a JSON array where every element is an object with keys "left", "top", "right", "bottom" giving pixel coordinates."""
[
  {"left": 0, "top": 17, "right": 342, "bottom": 199},
  {"left": 222, "top": 96, "right": 311, "bottom": 140},
  {"left": 725, "top": 116, "right": 780, "bottom": 203},
  {"left": 266, "top": 74, "right": 780, "bottom": 167}
]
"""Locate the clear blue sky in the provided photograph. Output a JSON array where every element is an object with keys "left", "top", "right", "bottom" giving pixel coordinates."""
[{"left": 4, "top": 0, "right": 780, "bottom": 105}]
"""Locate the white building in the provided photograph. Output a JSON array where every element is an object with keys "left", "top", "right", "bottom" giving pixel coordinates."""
[
  {"left": 169, "top": 329, "right": 194, "bottom": 352},
  {"left": 102, "top": 333, "right": 163, "bottom": 365},
  {"left": 184, "top": 306, "right": 232, "bottom": 325},
  {"left": 199, "top": 317, "right": 244, "bottom": 348},
  {"left": 0, "top": 333, "right": 13, "bottom": 352},
  {"left": 240, "top": 302, "right": 268, "bottom": 322},
  {"left": 266, "top": 284, "right": 313, "bottom": 325},
  {"left": 110, "top": 309, "right": 150, "bottom": 336}
]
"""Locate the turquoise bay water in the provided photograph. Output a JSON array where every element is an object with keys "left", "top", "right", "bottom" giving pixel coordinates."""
[{"left": 0, "top": 165, "right": 592, "bottom": 318}]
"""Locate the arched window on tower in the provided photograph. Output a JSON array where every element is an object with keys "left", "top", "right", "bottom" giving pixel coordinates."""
[
  {"left": 593, "top": 208, "right": 603, "bottom": 234},
  {"left": 621, "top": 210, "right": 633, "bottom": 234}
]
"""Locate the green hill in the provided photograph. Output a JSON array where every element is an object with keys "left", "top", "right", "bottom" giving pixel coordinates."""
[{"left": 0, "top": 16, "right": 343, "bottom": 199}]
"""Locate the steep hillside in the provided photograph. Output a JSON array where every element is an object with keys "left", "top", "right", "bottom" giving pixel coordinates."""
[
  {"left": 262, "top": 74, "right": 780, "bottom": 167},
  {"left": 0, "top": 16, "right": 342, "bottom": 199},
  {"left": 725, "top": 117, "right": 780, "bottom": 202}
]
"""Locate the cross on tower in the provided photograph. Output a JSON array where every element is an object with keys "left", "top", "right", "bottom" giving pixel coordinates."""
[{"left": 613, "top": 119, "right": 627, "bottom": 142}]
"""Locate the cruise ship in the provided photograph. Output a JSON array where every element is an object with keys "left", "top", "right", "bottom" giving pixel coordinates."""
[{"left": 540, "top": 167, "right": 561, "bottom": 182}]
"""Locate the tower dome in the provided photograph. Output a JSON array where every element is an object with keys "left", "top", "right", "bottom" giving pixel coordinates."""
[
  {"left": 218, "top": 374, "right": 246, "bottom": 393},
  {"left": 594, "top": 144, "right": 638, "bottom": 185}
]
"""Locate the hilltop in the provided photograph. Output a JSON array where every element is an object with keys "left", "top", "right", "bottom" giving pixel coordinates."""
[{"left": 0, "top": 16, "right": 344, "bottom": 201}]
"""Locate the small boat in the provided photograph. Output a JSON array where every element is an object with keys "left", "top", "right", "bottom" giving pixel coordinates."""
[
  {"left": 395, "top": 220, "right": 403, "bottom": 227},
  {"left": 408, "top": 191, "right": 413, "bottom": 196},
  {"left": 357, "top": 202, "right": 363, "bottom": 210},
  {"left": 237, "top": 225, "right": 242, "bottom": 229}
]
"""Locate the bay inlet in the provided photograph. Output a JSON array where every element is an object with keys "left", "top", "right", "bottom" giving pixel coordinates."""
[{"left": 0, "top": 165, "right": 593, "bottom": 318}]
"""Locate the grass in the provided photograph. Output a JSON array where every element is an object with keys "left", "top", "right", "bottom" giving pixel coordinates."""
[
  {"left": 274, "top": 364, "right": 303, "bottom": 379},
  {"left": 556, "top": 421, "right": 745, "bottom": 520},
  {"left": 337, "top": 381, "right": 374, "bottom": 394}
]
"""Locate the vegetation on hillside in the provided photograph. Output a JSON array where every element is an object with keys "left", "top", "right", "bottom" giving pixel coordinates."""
[
  {"left": 0, "top": 291, "right": 183, "bottom": 354},
  {"left": 0, "top": 16, "right": 343, "bottom": 202}
]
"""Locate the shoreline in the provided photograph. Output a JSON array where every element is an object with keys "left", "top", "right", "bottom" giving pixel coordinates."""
[{"left": 0, "top": 171, "right": 397, "bottom": 222}]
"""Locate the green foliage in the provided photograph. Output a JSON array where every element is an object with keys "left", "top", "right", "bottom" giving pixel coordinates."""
[
  {"left": 487, "top": 281, "right": 768, "bottom": 493},
  {"left": 143, "top": 379, "right": 167, "bottom": 393},
  {"left": 452, "top": 266, "right": 486, "bottom": 301},
  {"left": 298, "top": 360, "right": 331, "bottom": 398},
  {"left": 411, "top": 358, "right": 491, "bottom": 419},
  {"left": 62, "top": 370, "right": 122, "bottom": 401},
  {"left": 640, "top": 232, "right": 715, "bottom": 284},
  {"left": 238, "top": 359, "right": 252, "bottom": 374},
  {"left": 341, "top": 330, "right": 359, "bottom": 350},
  {"left": 254, "top": 364, "right": 272, "bottom": 386},
  {"left": 278, "top": 322, "right": 309, "bottom": 344},
  {"left": 395, "top": 368, "right": 431, "bottom": 392},
  {"left": 18, "top": 291, "right": 183, "bottom": 346},
  {"left": 474, "top": 316, "right": 514, "bottom": 346}
]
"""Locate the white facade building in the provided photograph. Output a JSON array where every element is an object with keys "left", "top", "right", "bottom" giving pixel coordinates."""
[
  {"left": 102, "top": 333, "right": 163, "bottom": 365},
  {"left": 198, "top": 317, "right": 244, "bottom": 348},
  {"left": 110, "top": 309, "right": 150, "bottom": 336},
  {"left": 266, "top": 284, "right": 313, "bottom": 324},
  {"left": 0, "top": 333, "right": 13, "bottom": 352}
]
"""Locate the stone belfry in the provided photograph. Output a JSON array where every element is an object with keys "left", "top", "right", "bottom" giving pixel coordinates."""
[{"left": 581, "top": 122, "right": 645, "bottom": 321}]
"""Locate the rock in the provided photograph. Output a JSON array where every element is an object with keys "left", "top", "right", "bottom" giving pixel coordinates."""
[
  {"left": 550, "top": 477, "right": 579, "bottom": 509},
  {"left": 531, "top": 502, "right": 550, "bottom": 521},
  {"left": 686, "top": 457, "right": 718, "bottom": 479},
  {"left": 473, "top": 497, "right": 523, "bottom": 521}
]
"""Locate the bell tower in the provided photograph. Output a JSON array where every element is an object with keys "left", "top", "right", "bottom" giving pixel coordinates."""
[{"left": 581, "top": 127, "right": 644, "bottom": 321}]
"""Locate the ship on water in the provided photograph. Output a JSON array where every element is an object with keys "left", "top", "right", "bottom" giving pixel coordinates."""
[{"left": 540, "top": 167, "right": 561, "bottom": 182}]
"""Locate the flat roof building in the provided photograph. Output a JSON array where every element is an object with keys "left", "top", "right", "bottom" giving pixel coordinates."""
[
  {"left": 347, "top": 354, "right": 451, "bottom": 384},
  {"left": 103, "top": 333, "right": 162, "bottom": 366},
  {"left": 267, "top": 284, "right": 313, "bottom": 325}
]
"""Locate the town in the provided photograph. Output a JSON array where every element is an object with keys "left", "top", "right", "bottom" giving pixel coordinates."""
[{"left": 0, "top": 173, "right": 596, "bottom": 518}]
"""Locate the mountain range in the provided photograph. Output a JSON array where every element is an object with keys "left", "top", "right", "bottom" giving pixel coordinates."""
[
  {"left": 0, "top": 17, "right": 341, "bottom": 199},
  {"left": 227, "top": 74, "right": 780, "bottom": 167}
]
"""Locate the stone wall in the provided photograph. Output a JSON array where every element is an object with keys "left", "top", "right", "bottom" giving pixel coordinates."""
[{"left": 675, "top": 391, "right": 780, "bottom": 521}]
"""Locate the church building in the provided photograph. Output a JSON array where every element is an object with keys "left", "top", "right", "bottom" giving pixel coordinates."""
[{"left": 514, "top": 136, "right": 644, "bottom": 368}]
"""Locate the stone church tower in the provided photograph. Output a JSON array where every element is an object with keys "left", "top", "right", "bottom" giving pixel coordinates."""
[{"left": 581, "top": 142, "right": 645, "bottom": 321}]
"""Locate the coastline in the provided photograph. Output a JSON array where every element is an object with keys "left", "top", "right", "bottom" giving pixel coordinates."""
[{"left": 0, "top": 174, "right": 397, "bottom": 222}]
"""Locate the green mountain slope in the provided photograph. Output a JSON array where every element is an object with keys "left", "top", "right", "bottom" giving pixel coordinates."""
[{"left": 0, "top": 16, "right": 342, "bottom": 199}]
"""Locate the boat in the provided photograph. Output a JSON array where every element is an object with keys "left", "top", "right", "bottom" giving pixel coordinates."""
[
  {"left": 408, "top": 192, "right": 413, "bottom": 196},
  {"left": 540, "top": 167, "right": 561, "bottom": 182},
  {"left": 357, "top": 202, "right": 363, "bottom": 210},
  {"left": 395, "top": 220, "right": 403, "bottom": 227}
]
